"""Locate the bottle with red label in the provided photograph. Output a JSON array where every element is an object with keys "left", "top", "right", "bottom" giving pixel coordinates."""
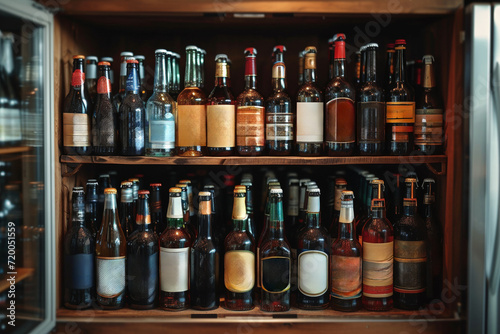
[
  {"left": 63, "top": 55, "right": 92, "bottom": 155},
  {"left": 93, "top": 61, "right": 118, "bottom": 155},
  {"left": 324, "top": 34, "right": 356, "bottom": 156},
  {"left": 236, "top": 48, "right": 265, "bottom": 155}
]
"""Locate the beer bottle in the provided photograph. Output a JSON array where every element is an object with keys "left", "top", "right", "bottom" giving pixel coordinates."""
[
  {"left": 150, "top": 183, "right": 165, "bottom": 235},
  {"left": 112, "top": 51, "right": 133, "bottom": 111},
  {"left": 85, "top": 56, "right": 98, "bottom": 103},
  {"left": 119, "top": 181, "right": 135, "bottom": 238}
]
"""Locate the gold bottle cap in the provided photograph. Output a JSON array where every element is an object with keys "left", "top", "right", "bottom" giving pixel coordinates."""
[
  {"left": 198, "top": 191, "right": 212, "bottom": 215},
  {"left": 129, "top": 178, "right": 139, "bottom": 182},
  {"left": 176, "top": 183, "right": 187, "bottom": 189},
  {"left": 73, "top": 55, "right": 85, "bottom": 59},
  {"left": 179, "top": 180, "right": 191, "bottom": 184},
  {"left": 234, "top": 186, "right": 246, "bottom": 193},
  {"left": 335, "top": 178, "right": 347, "bottom": 186},
  {"left": 104, "top": 188, "right": 117, "bottom": 194},
  {"left": 169, "top": 187, "right": 182, "bottom": 193},
  {"left": 120, "top": 181, "right": 133, "bottom": 187}
]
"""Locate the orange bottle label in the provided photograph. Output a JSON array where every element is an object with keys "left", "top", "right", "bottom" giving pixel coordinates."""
[
  {"left": 386, "top": 102, "right": 415, "bottom": 123},
  {"left": 207, "top": 105, "right": 235, "bottom": 148},
  {"left": 236, "top": 106, "right": 265, "bottom": 147},
  {"left": 177, "top": 105, "right": 206, "bottom": 147}
]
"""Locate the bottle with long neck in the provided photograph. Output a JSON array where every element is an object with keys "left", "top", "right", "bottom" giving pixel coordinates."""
[
  {"left": 100, "top": 57, "right": 114, "bottom": 91},
  {"left": 112, "top": 51, "right": 133, "bottom": 111},
  {"left": 129, "top": 177, "right": 140, "bottom": 218},
  {"left": 325, "top": 34, "right": 356, "bottom": 156},
  {"left": 266, "top": 45, "right": 293, "bottom": 156},
  {"left": 331, "top": 190, "right": 362, "bottom": 311},
  {"left": 63, "top": 55, "right": 91, "bottom": 155},
  {"left": 296, "top": 188, "right": 329, "bottom": 309},
  {"left": 177, "top": 46, "right": 207, "bottom": 156},
  {"left": 362, "top": 180, "right": 393, "bottom": 311},
  {"left": 135, "top": 55, "right": 149, "bottom": 102},
  {"left": 386, "top": 39, "right": 415, "bottom": 155},
  {"left": 93, "top": 61, "right": 118, "bottom": 155},
  {"left": 224, "top": 188, "right": 255, "bottom": 310},
  {"left": 260, "top": 188, "right": 291, "bottom": 312},
  {"left": 159, "top": 187, "right": 192, "bottom": 310},
  {"left": 393, "top": 178, "right": 427, "bottom": 310},
  {"left": 327, "top": 178, "right": 347, "bottom": 237},
  {"left": 177, "top": 183, "right": 197, "bottom": 241},
  {"left": 328, "top": 37, "right": 335, "bottom": 81},
  {"left": 356, "top": 176, "right": 379, "bottom": 245},
  {"left": 355, "top": 50, "right": 362, "bottom": 93},
  {"left": 146, "top": 49, "right": 176, "bottom": 157},
  {"left": 388, "top": 173, "right": 403, "bottom": 224},
  {"left": 385, "top": 43, "right": 395, "bottom": 88},
  {"left": 358, "top": 45, "right": 367, "bottom": 99},
  {"left": 64, "top": 187, "right": 95, "bottom": 309},
  {"left": 179, "top": 179, "right": 197, "bottom": 228},
  {"left": 150, "top": 183, "right": 165, "bottom": 235},
  {"left": 119, "top": 181, "right": 135, "bottom": 237},
  {"left": 84, "top": 179, "right": 99, "bottom": 238},
  {"left": 86, "top": 56, "right": 98, "bottom": 104},
  {"left": 96, "top": 188, "right": 126, "bottom": 309},
  {"left": 207, "top": 54, "right": 236, "bottom": 156},
  {"left": 200, "top": 49, "right": 206, "bottom": 90},
  {"left": 241, "top": 180, "right": 256, "bottom": 238},
  {"left": 358, "top": 43, "right": 385, "bottom": 155},
  {"left": 190, "top": 192, "right": 219, "bottom": 310},
  {"left": 415, "top": 55, "right": 444, "bottom": 154},
  {"left": 171, "top": 53, "right": 181, "bottom": 101},
  {"left": 127, "top": 190, "right": 159, "bottom": 309}
]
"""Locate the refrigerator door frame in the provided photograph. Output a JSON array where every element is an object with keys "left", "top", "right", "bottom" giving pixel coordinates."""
[{"left": 0, "top": 0, "right": 55, "bottom": 333}]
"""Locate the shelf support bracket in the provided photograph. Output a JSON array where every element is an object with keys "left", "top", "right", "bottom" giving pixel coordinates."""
[
  {"left": 62, "top": 163, "right": 83, "bottom": 178},
  {"left": 425, "top": 162, "right": 446, "bottom": 175}
]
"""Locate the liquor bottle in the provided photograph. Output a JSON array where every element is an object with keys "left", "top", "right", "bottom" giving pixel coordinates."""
[
  {"left": 327, "top": 177, "right": 347, "bottom": 237},
  {"left": 241, "top": 180, "right": 256, "bottom": 239},
  {"left": 236, "top": 48, "right": 265, "bottom": 155},
  {"left": 357, "top": 43, "right": 385, "bottom": 155},
  {"left": 393, "top": 178, "right": 427, "bottom": 310},
  {"left": 159, "top": 187, "right": 192, "bottom": 310},
  {"left": 119, "top": 181, "right": 135, "bottom": 237},
  {"left": 190, "top": 192, "right": 219, "bottom": 310},
  {"left": 296, "top": 46, "right": 323, "bottom": 156},
  {"left": 224, "top": 187, "right": 255, "bottom": 310},
  {"left": 146, "top": 49, "right": 176, "bottom": 157},
  {"left": 285, "top": 178, "right": 299, "bottom": 244},
  {"left": 127, "top": 190, "right": 159, "bottom": 309},
  {"left": 150, "top": 183, "right": 165, "bottom": 235},
  {"left": 63, "top": 55, "right": 91, "bottom": 155},
  {"left": 325, "top": 34, "right": 356, "bottom": 156},
  {"left": 112, "top": 51, "right": 133, "bottom": 111},
  {"left": 296, "top": 188, "right": 329, "bottom": 309},
  {"left": 422, "top": 178, "right": 442, "bottom": 301},
  {"left": 385, "top": 43, "right": 395, "bottom": 88},
  {"left": 85, "top": 179, "right": 99, "bottom": 238},
  {"left": 177, "top": 46, "right": 207, "bottom": 157},
  {"left": 95, "top": 188, "right": 126, "bottom": 309},
  {"left": 93, "top": 61, "right": 118, "bottom": 155},
  {"left": 331, "top": 190, "right": 362, "bottom": 311},
  {"left": 386, "top": 39, "right": 415, "bottom": 155},
  {"left": 64, "top": 187, "right": 95, "bottom": 309},
  {"left": 298, "top": 50, "right": 305, "bottom": 87},
  {"left": 135, "top": 55, "right": 149, "bottom": 103},
  {"left": 415, "top": 55, "right": 444, "bottom": 154},
  {"left": 120, "top": 59, "right": 145, "bottom": 155},
  {"left": 362, "top": 179, "right": 393, "bottom": 311},
  {"left": 207, "top": 54, "right": 236, "bottom": 156},
  {"left": 101, "top": 57, "right": 114, "bottom": 91},
  {"left": 177, "top": 183, "right": 197, "bottom": 241},
  {"left": 260, "top": 188, "right": 291, "bottom": 312},
  {"left": 85, "top": 56, "right": 98, "bottom": 104},
  {"left": 266, "top": 45, "right": 294, "bottom": 155}
]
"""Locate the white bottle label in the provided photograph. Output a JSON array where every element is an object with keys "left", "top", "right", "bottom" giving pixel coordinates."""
[
  {"left": 296, "top": 102, "right": 324, "bottom": 143},
  {"left": 298, "top": 250, "right": 328, "bottom": 297},
  {"left": 160, "top": 247, "right": 189, "bottom": 293},
  {"left": 150, "top": 119, "right": 175, "bottom": 149},
  {"left": 96, "top": 257, "right": 125, "bottom": 298}
]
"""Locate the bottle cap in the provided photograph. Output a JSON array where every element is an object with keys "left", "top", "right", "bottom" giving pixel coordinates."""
[
  {"left": 169, "top": 187, "right": 182, "bottom": 193},
  {"left": 423, "top": 178, "right": 435, "bottom": 183},
  {"left": 73, "top": 186, "right": 84, "bottom": 193},
  {"left": 155, "top": 49, "right": 168, "bottom": 54},
  {"left": 129, "top": 178, "right": 139, "bottom": 182},
  {"left": 98, "top": 61, "right": 111, "bottom": 66},
  {"left": 186, "top": 45, "right": 197, "bottom": 51},
  {"left": 176, "top": 183, "right": 187, "bottom": 189},
  {"left": 121, "top": 181, "right": 133, "bottom": 187},
  {"left": 304, "top": 46, "right": 317, "bottom": 53},
  {"left": 138, "top": 190, "right": 150, "bottom": 195},
  {"left": 395, "top": 39, "right": 406, "bottom": 45},
  {"left": 335, "top": 178, "right": 347, "bottom": 186},
  {"left": 273, "top": 45, "right": 286, "bottom": 53},
  {"left": 365, "top": 43, "right": 379, "bottom": 49},
  {"left": 387, "top": 43, "right": 395, "bottom": 49},
  {"left": 289, "top": 178, "right": 299, "bottom": 185},
  {"left": 135, "top": 55, "right": 145, "bottom": 60},
  {"left": 101, "top": 57, "right": 113, "bottom": 62},
  {"left": 173, "top": 53, "right": 181, "bottom": 58},
  {"left": 73, "top": 55, "right": 85, "bottom": 59},
  {"left": 86, "top": 56, "right": 98, "bottom": 62},
  {"left": 423, "top": 55, "right": 435, "bottom": 64},
  {"left": 341, "top": 190, "right": 354, "bottom": 199},
  {"left": 120, "top": 51, "right": 134, "bottom": 57},
  {"left": 87, "top": 179, "right": 98, "bottom": 185},
  {"left": 270, "top": 188, "right": 283, "bottom": 194},
  {"left": 215, "top": 54, "right": 228, "bottom": 62},
  {"left": 299, "top": 178, "right": 311, "bottom": 186},
  {"left": 371, "top": 179, "right": 384, "bottom": 185},
  {"left": 234, "top": 187, "right": 246, "bottom": 194},
  {"left": 244, "top": 47, "right": 257, "bottom": 56},
  {"left": 104, "top": 188, "right": 117, "bottom": 194},
  {"left": 126, "top": 59, "right": 139, "bottom": 64},
  {"left": 405, "top": 177, "right": 418, "bottom": 183},
  {"left": 204, "top": 184, "right": 215, "bottom": 189},
  {"left": 150, "top": 183, "right": 162, "bottom": 187},
  {"left": 201, "top": 49, "right": 207, "bottom": 55},
  {"left": 198, "top": 191, "right": 211, "bottom": 197}
]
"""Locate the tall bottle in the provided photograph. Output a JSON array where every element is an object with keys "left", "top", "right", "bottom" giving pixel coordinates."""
[
  {"left": 100, "top": 57, "right": 114, "bottom": 91},
  {"left": 127, "top": 190, "right": 159, "bottom": 309},
  {"left": 177, "top": 46, "right": 207, "bottom": 156},
  {"left": 331, "top": 190, "right": 362, "bottom": 311},
  {"left": 159, "top": 187, "right": 192, "bottom": 310},
  {"left": 146, "top": 49, "right": 176, "bottom": 157},
  {"left": 362, "top": 180, "right": 393, "bottom": 311},
  {"left": 327, "top": 177, "right": 347, "bottom": 237},
  {"left": 96, "top": 188, "right": 126, "bottom": 309},
  {"left": 296, "top": 188, "right": 329, "bottom": 309},
  {"left": 63, "top": 55, "right": 91, "bottom": 155},
  {"left": 190, "top": 192, "right": 219, "bottom": 310},
  {"left": 150, "top": 183, "right": 165, "bottom": 235},
  {"left": 415, "top": 55, "right": 444, "bottom": 154},
  {"left": 119, "top": 181, "right": 135, "bottom": 238},
  {"left": 296, "top": 46, "right": 323, "bottom": 156},
  {"left": 355, "top": 50, "right": 362, "bottom": 93},
  {"left": 236, "top": 48, "right": 265, "bottom": 155},
  {"left": 393, "top": 178, "right": 427, "bottom": 310},
  {"left": 120, "top": 59, "right": 145, "bottom": 155},
  {"left": 84, "top": 179, "right": 99, "bottom": 238},
  {"left": 224, "top": 188, "right": 255, "bottom": 310},
  {"left": 135, "top": 55, "right": 149, "bottom": 102},
  {"left": 207, "top": 54, "right": 236, "bottom": 156},
  {"left": 325, "top": 34, "right": 356, "bottom": 156},
  {"left": 64, "top": 187, "right": 95, "bottom": 309},
  {"left": 386, "top": 39, "right": 415, "bottom": 155},
  {"left": 357, "top": 43, "right": 385, "bottom": 155},
  {"left": 93, "top": 61, "right": 118, "bottom": 155},
  {"left": 266, "top": 45, "right": 294, "bottom": 155},
  {"left": 85, "top": 56, "right": 98, "bottom": 104},
  {"left": 112, "top": 51, "right": 133, "bottom": 111},
  {"left": 385, "top": 43, "right": 395, "bottom": 88}
]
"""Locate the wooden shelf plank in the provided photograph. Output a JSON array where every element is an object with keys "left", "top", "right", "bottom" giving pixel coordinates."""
[
  {"left": 0, "top": 268, "right": 35, "bottom": 293},
  {"left": 0, "top": 146, "right": 30, "bottom": 156}
]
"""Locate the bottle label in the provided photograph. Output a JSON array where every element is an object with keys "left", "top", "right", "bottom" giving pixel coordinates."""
[
  {"left": 160, "top": 247, "right": 189, "bottom": 293},
  {"left": 389, "top": 125, "right": 414, "bottom": 143},
  {"left": 362, "top": 241, "right": 393, "bottom": 298},
  {"left": 296, "top": 102, "right": 323, "bottom": 143},
  {"left": 96, "top": 256, "right": 126, "bottom": 298},
  {"left": 97, "top": 76, "right": 112, "bottom": 94},
  {"left": 63, "top": 113, "right": 90, "bottom": 147},
  {"left": 358, "top": 102, "right": 386, "bottom": 144},
  {"left": 334, "top": 187, "right": 343, "bottom": 211},
  {"left": 64, "top": 253, "right": 94, "bottom": 290},
  {"left": 71, "top": 69, "right": 85, "bottom": 87},
  {"left": 394, "top": 240, "right": 427, "bottom": 293},
  {"left": 177, "top": 105, "right": 206, "bottom": 147},
  {"left": 207, "top": 105, "right": 235, "bottom": 148},
  {"left": 126, "top": 69, "right": 139, "bottom": 92},
  {"left": 266, "top": 113, "right": 294, "bottom": 141},
  {"left": 415, "top": 109, "right": 443, "bottom": 146},
  {"left": 261, "top": 256, "right": 290, "bottom": 293},
  {"left": 127, "top": 252, "right": 159, "bottom": 300},
  {"left": 298, "top": 250, "right": 328, "bottom": 297},
  {"left": 330, "top": 255, "right": 362, "bottom": 300},
  {"left": 150, "top": 119, "right": 175, "bottom": 149},
  {"left": 325, "top": 98, "right": 355, "bottom": 143},
  {"left": 236, "top": 106, "right": 265, "bottom": 147},
  {"left": 224, "top": 250, "right": 255, "bottom": 293},
  {"left": 386, "top": 102, "right": 415, "bottom": 123}
]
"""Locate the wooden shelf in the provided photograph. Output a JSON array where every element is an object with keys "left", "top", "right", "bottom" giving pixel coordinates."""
[
  {"left": 0, "top": 268, "right": 35, "bottom": 293},
  {"left": 0, "top": 146, "right": 30, "bottom": 156}
]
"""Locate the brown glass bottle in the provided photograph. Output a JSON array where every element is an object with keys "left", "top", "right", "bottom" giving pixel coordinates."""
[
  {"left": 207, "top": 54, "right": 236, "bottom": 156},
  {"left": 327, "top": 178, "right": 347, "bottom": 237}
]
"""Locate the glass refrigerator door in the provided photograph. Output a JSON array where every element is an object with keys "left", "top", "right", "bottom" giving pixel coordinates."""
[{"left": 0, "top": 1, "right": 54, "bottom": 333}]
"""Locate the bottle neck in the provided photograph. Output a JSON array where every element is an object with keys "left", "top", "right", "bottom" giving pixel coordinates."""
[
  {"left": 119, "top": 59, "right": 128, "bottom": 93},
  {"left": 333, "top": 58, "right": 345, "bottom": 78},
  {"left": 365, "top": 49, "right": 377, "bottom": 83},
  {"left": 215, "top": 62, "right": 229, "bottom": 87},
  {"left": 269, "top": 196, "right": 285, "bottom": 238},
  {"left": 166, "top": 56, "right": 173, "bottom": 93},
  {"left": 197, "top": 212, "right": 212, "bottom": 239},
  {"left": 403, "top": 200, "right": 418, "bottom": 216},
  {"left": 303, "top": 68, "right": 316, "bottom": 83},
  {"left": 395, "top": 46, "right": 407, "bottom": 83},
  {"left": 71, "top": 59, "right": 85, "bottom": 93},
  {"left": 136, "top": 196, "right": 151, "bottom": 230},
  {"left": 154, "top": 54, "right": 168, "bottom": 92},
  {"left": 244, "top": 56, "right": 257, "bottom": 90},
  {"left": 71, "top": 194, "right": 86, "bottom": 227},
  {"left": 185, "top": 50, "right": 199, "bottom": 88},
  {"left": 125, "top": 65, "right": 140, "bottom": 94},
  {"left": 303, "top": 53, "right": 317, "bottom": 83},
  {"left": 422, "top": 63, "right": 436, "bottom": 88},
  {"left": 338, "top": 200, "right": 355, "bottom": 239},
  {"left": 97, "top": 67, "right": 112, "bottom": 98},
  {"left": 272, "top": 61, "right": 286, "bottom": 91},
  {"left": 306, "top": 195, "right": 321, "bottom": 228}
]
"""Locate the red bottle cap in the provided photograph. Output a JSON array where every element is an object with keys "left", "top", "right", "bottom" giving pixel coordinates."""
[
  {"left": 73, "top": 55, "right": 85, "bottom": 59},
  {"left": 98, "top": 61, "right": 111, "bottom": 66},
  {"left": 138, "top": 190, "right": 150, "bottom": 195},
  {"left": 334, "top": 34, "right": 346, "bottom": 59},
  {"left": 126, "top": 59, "right": 139, "bottom": 64},
  {"left": 273, "top": 45, "right": 286, "bottom": 53},
  {"left": 387, "top": 43, "right": 395, "bottom": 49},
  {"left": 395, "top": 39, "right": 406, "bottom": 45},
  {"left": 150, "top": 183, "right": 162, "bottom": 187}
]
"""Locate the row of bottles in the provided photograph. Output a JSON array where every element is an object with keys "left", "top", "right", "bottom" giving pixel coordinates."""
[
  {"left": 62, "top": 36, "right": 444, "bottom": 158},
  {"left": 64, "top": 168, "right": 442, "bottom": 312}
]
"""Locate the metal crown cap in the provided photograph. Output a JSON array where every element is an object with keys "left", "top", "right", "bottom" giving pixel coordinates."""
[
  {"left": 86, "top": 56, "right": 98, "bottom": 61},
  {"left": 169, "top": 187, "right": 182, "bottom": 193},
  {"left": 186, "top": 45, "right": 197, "bottom": 51},
  {"left": 138, "top": 190, "right": 150, "bottom": 195},
  {"left": 198, "top": 191, "right": 211, "bottom": 197},
  {"left": 395, "top": 39, "right": 406, "bottom": 45},
  {"left": 98, "top": 61, "right": 110, "bottom": 66},
  {"left": 120, "top": 51, "right": 133, "bottom": 57},
  {"left": 360, "top": 45, "right": 367, "bottom": 51},
  {"left": 341, "top": 190, "right": 354, "bottom": 198},
  {"left": 423, "top": 55, "right": 435, "bottom": 64},
  {"left": 101, "top": 57, "right": 113, "bottom": 62},
  {"left": 73, "top": 55, "right": 85, "bottom": 59},
  {"left": 335, "top": 178, "right": 347, "bottom": 185},
  {"left": 304, "top": 46, "right": 317, "bottom": 53},
  {"left": 155, "top": 49, "right": 168, "bottom": 54},
  {"left": 104, "top": 188, "right": 117, "bottom": 194},
  {"left": 215, "top": 54, "right": 228, "bottom": 61},
  {"left": 365, "top": 43, "right": 379, "bottom": 48},
  {"left": 244, "top": 47, "right": 257, "bottom": 56},
  {"left": 270, "top": 188, "right": 283, "bottom": 194},
  {"left": 120, "top": 181, "right": 133, "bottom": 187},
  {"left": 135, "top": 55, "right": 145, "bottom": 60},
  {"left": 273, "top": 45, "right": 286, "bottom": 53},
  {"left": 423, "top": 178, "right": 436, "bottom": 183},
  {"left": 73, "top": 186, "right": 84, "bottom": 192}
]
